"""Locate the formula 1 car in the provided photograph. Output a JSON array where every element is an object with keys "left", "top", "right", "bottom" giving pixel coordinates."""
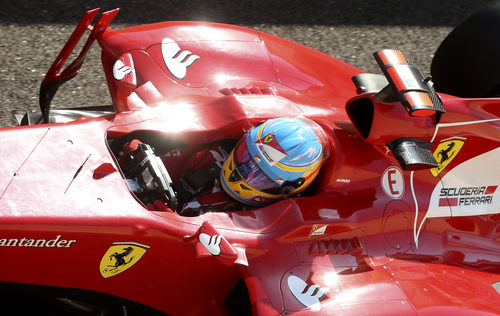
[{"left": 0, "top": 4, "right": 499, "bottom": 316}]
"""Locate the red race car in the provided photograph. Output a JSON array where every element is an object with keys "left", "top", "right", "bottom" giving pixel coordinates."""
[{"left": 1, "top": 5, "right": 500, "bottom": 316}]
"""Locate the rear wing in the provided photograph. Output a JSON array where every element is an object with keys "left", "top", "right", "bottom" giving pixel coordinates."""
[{"left": 39, "top": 8, "right": 119, "bottom": 123}]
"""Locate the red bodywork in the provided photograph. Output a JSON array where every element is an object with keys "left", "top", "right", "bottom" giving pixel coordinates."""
[{"left": 1, "top": 8, "right": 499, "bottom": 315}]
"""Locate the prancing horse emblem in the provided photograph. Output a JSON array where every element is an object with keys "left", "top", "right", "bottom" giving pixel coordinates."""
[
  {"left": 437, "top": 142, "right": 455, "bottom": 164},
  {"left": 431, "top": 136, "right": 466, "bottom": 177},
  {"left": 99, "top": 242, "right": 149, "bottom": 278},
  {"left": 108, "top": 246, "right": 134, "bottom": 270}
]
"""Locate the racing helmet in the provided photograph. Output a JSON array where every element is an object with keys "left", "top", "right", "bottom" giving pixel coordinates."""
[{"left": 220, "top": 117, "right": 329, "bottom": 206}]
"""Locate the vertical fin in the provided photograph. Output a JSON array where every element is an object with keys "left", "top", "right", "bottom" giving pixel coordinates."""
[{"left": 39, "top": 8, "right": 119, "bottom": 123}]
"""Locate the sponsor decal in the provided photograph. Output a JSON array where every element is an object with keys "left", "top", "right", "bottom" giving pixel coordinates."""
[
  {"left": 112, "top": 53, "right": 136, "bottom": 88},
  {"left": 199, "top": 233, "right": 222, "bottom": 256},
  {"left": 263, "top": 134, "right": 274, "bottom": 143},
  {"left": 381, "top": 166, "right": 404, "bottom": 199},
  {"left": 161, "top": 37, "right": 200, "bottom": 80},
  {"left": 413, "top": 147, "right": 500, "bottom": 247},
  {"left": 431, "top": 136, "right": 466, "bottom": 177},
  {"left": 287, "top": 275, "right": 327, "bottom": 312},
  {"left": 254, "top": 132, "right": 288, "bottom": 166},
  {"left": 113, "top": 60, "right": 133, "bottom": 80},
  {"left": 309, "top": 224, "right": 328, "bottom": 236},
  {"left": 439, "top": 185, "right": 497, "bottom": 207},
  {"left": 258, "top": 144, "right": 274, "bottom": 163},
  {"left": 100, "top": 242, "right": 149, "bottom": 278},
  {"left": 0, "top": 235, "right": 76, "bottom": 248},
  {"left": 336, "top": 178, "right": 351, "bottom": 183},
  {"left": 256, "top": 133, "right": 286, "bottom": 154}
]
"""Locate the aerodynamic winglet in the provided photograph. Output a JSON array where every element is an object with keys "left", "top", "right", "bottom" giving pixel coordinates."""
[
  {"left": 183, "top": 221, "right": 248, "bottom": 266},
  {"left": 39, "top": 8, "right": 119, "bottom": 123}
]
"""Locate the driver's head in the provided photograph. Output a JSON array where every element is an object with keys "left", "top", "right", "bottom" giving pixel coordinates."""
[{"left": 220, "top": 117, "right": 329, "bottom": 206}]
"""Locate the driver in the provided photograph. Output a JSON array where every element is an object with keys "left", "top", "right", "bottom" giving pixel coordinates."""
[
  {"left": 219, "top": 117, "right": 328, "bottom": 207},
  {"left": 122, "top": 117, "right": 329, "bottom": 215}
]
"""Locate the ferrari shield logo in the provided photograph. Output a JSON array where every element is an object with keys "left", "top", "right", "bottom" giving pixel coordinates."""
[
  {"left": 431, "top": 136, "right": 466, "bottom": 177},
  {"left": 254, "top": 132, "right": 288, "bottom": 166},
  {"left": 263, "top": 134, "right": 274, "bottom": 143},
  {"left": 99, "top": 242, "right": 149, "bottom": 278},
  {"left": 309, "top": 224, "right": 328, "bottom": 236}
]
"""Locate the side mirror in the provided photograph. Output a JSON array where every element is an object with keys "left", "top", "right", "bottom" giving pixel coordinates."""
[{"left": 374, "top": 49, "right": 445, "bottom": 117}]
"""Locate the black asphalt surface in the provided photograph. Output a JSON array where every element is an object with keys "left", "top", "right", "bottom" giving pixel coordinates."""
[{"left": 0, "top": 0, "right": 495, "bottom": 126}]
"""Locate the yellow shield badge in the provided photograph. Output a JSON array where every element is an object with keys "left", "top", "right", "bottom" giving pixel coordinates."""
[
  {"left": 99, "top": 242, "right": 149, "bottom": 278},
  {"left": 430, "top": 136, "right": 466, "bottom": 177}
]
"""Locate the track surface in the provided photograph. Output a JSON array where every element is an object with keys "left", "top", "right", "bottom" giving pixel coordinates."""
[{"left": 0, "top": 0, "right": 495, "bottom": 126}]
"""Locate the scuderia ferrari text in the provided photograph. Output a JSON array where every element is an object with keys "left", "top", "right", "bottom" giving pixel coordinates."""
[
  {"left": 440, "top": 185, "right": 497, "bottom": 206},
  {"left": 0, "top": 235, "right": 76, "bottom": 248}
]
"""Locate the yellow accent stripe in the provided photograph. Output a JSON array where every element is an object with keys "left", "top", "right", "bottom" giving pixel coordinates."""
[
  {"left": 273, "top": 154, "right": 323, "bottom": 173},
  {"left": 255, "top": 120, "right": 269, "bottom": 139}
]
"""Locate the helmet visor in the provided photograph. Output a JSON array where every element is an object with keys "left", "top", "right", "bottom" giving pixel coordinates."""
[{"left": 233, "top": 139, "right": 282, "bottom": 194}]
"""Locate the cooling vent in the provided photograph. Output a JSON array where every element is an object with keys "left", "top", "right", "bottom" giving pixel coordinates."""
[
  {"left": 309, "top": 237, "right": 363, "bottom": 256},
  {"left": 219, "top": 87, "right": 275, "bottom": 96}
]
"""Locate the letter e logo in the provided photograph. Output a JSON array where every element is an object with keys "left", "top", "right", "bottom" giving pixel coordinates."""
[{"left": 381, "top": 166, "right": 404, "bottom": 199}]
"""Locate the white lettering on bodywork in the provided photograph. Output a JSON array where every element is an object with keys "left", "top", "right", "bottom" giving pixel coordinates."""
[
  {"left": 0, "top": 235, "right": 76, "bottom": 248},
  {"left": 413, "top": 147, "right": 500, "bottom": 247}
]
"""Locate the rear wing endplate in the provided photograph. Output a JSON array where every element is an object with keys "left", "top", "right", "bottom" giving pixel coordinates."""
[{"left": 39, "top": 8, "right": 119, "bottom": 123}]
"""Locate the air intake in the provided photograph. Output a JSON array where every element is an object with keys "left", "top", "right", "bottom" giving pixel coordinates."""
[{"left": 309, "top": 237, "right": 363, "bottom": 257}]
